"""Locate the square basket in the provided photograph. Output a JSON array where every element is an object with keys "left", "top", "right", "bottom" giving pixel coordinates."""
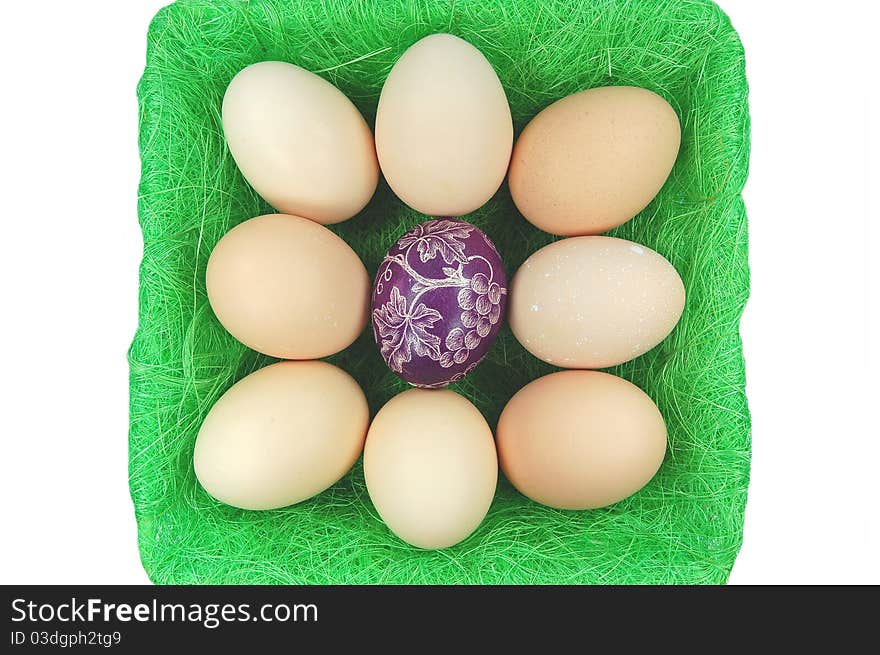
[{"left": 131, "top": 0, "right": 751, "bottom": 584}]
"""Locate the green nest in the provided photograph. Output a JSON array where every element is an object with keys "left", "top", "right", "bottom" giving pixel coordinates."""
[{"left": 131, "top": 0, "right": 751, "bottom": 584}]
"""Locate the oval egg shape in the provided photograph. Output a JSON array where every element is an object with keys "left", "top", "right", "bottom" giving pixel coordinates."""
[
  {"left": 364, "top": 389, "right": 498, "bottom": 549},
  {"left": 509, "top": 86, "right": 681, "bottom": 235},
  {"left": 194, "top": 361, "right": 369, "bottom": 510},
  {"left": 222, "top": 61, "right": 378, "bottom": 224},
  {"left": 371, "top": 218, "right": 507, "bottom": 387},
  {"left": 497, "top": 370, "right": 667, "bottom": 510},
  {"left": 207, "top": 213, "right": 370, "bottom": 359},
  {"left": 509, "top": 236, "right": 685, "bottom": 368},
  {"left": 375, "top": 34, "right": 513, "bottom": 216}
]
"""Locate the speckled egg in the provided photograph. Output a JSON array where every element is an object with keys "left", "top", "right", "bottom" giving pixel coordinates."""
[
  {"left": 371, "top": 219, "right": 507, "bottom": 388},
  {"left": 508, "top": 236, "right": 685, "bottom": 368}
]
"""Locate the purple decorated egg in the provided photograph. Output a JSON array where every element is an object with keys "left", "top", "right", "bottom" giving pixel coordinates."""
[{"left": 371, "top": 218, "right": 507, "bottom": 388}]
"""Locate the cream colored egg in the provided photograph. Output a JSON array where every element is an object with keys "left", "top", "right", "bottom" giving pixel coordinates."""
[
  {"left": 509, "top": 86, "right": 681, "bottom": 235},
  {"left": 222, "top": 61, "right": 378, "bottom": 224},
  {"left": 509, "top": 236, "right": 685, "bottom": 368},
  {"left": 375, "top": 34, "right": 513, "bottom": 216},
  {"left": 206, "top": 213, "right": 369, "bottom": 359},
  {"left": 364, "top": 389, "right": 498, "bottom": 549},
  {"left": 194, "top": 361, "right": 369, "bottom": 510},
  {"left": 497, "top": 370, "right": 667, "bottom": 510}
]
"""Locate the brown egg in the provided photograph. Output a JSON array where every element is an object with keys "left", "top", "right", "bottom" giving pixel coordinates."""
[
  {"left": 222, "top": 61, "right": 378, "bottom": 225},
  {"left": 509, "top": 86, "right": 681, "bottom": 236},
  {"left": 375, "top": 34, "right": 513, "bottom": 216},
  {"left": 206, "top": 213, "right": 369, "bottom": 359},
  {"left": 194, "top": 361, "right": 369, "bottom": 510},
  {"left": 497, "top": 370, "right": 667, "bottom": 510},
  {"left": 509, "top": 236, "right": 685, "bottom": 368},
  {"left": 364, "top": 389, "right": 498, "bottom": 549}
]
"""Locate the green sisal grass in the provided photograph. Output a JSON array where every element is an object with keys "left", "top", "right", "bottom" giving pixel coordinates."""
[{"left": 131, "top": 0, "right": 751, "bottom": 584}]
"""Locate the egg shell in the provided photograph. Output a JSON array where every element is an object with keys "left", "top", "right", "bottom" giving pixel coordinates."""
[
  {"left": 194, "top": 361, "right": 369, "bottom": 511},
  {"left": 222, "top": 61, "right": 378, "bottom": 224},
  {"left": 364, "top": 389, "right": 498, "bottom": 549},
  {"left": 206, "top": 213, "right": 370, "bottom": 359},
  {"left": 509, "top": 86, "right": 681, "bottom": 236},
  {"left": 497, "top": 370, "right": 667, "bottom": 510},
  {"left": 509, "top": 236, "right": 684, "bottom": 368},
  {"left": 375, "top": 34, "right": 513, "bottom": 216},
  {"left": 371, "top": 218, "right": 507, "bottom": 387}
]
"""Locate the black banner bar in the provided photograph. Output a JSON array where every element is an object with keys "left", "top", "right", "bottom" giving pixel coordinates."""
[{"left": 2, "top": 585, "right": 875, "bottom": 649}]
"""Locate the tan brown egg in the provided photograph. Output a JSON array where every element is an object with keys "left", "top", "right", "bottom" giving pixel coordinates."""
[
  {"left": 497, "top": 370, "right": 667, "bottom": 510},
  {"left": 375, "top": 34, "right": 513, "bottom": 216},
  {"left": 194, "top": 361, "right": 369, "bottom": 510},
  {"left": 364, "top": 389, "right": 498, "bottom": 549},
  {"left": 509, "top": 86, "right": 681, "bottom": 236},
  {"left": 206, "top": 213, "right": 369, "bottom": 359},
  {"left": 222, "top": 61, "right": 378, "bottom": 224},
  {"left": 508, "top": 236, "right": 685, "bottom": 368}
]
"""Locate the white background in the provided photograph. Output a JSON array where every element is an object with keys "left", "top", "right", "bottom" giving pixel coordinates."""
[{"left": 0, "top": 0, "right": 876, "bottom": 585}]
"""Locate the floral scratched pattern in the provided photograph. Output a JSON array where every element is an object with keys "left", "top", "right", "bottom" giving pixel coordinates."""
[{"left": 371, "top": 219, "right": 507, "bottom": 387}]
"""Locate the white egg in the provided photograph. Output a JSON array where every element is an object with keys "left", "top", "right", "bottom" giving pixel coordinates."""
[
  {"left": 375, "top": 34, "right": 512, "bottom": 216},
  {"left": 222, "top": 61, "right": 378, "bottom": 224},
  {"left": 194, "top": 361, "right": 369, "bottom": 510}
]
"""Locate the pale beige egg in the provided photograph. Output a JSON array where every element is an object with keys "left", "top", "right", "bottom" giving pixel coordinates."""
[
  {"left": 509, "top": 236, "right": 685, "bottom": 368},
  {"left": 222, "top": 61, "right": 378, "bottom": 224},
  {"left": 497, "top": 370, "right": 667, "bottom": 510},
  {"left": 364, "top": 389, "right": 498, "bottom": 549},
  {"left": 509, "top": 86, "right": 681, "bottom": 236},
  {"left": 206, "top": 213, "right": 369, "bottom": 359},
  {"left": 375, "top": 34, "right": 513, "bottom": 216},
  {"left": 194, "top": 361, "right": 369, "bottom": 510}
]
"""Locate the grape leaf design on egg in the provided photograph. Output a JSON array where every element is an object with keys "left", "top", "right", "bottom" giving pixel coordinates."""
[
  {"left": 396, "top": 219, "right": 474, "bottom": 264},
  {"left": 372, "top": 287, "right": 443, "bottom": 373}
]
